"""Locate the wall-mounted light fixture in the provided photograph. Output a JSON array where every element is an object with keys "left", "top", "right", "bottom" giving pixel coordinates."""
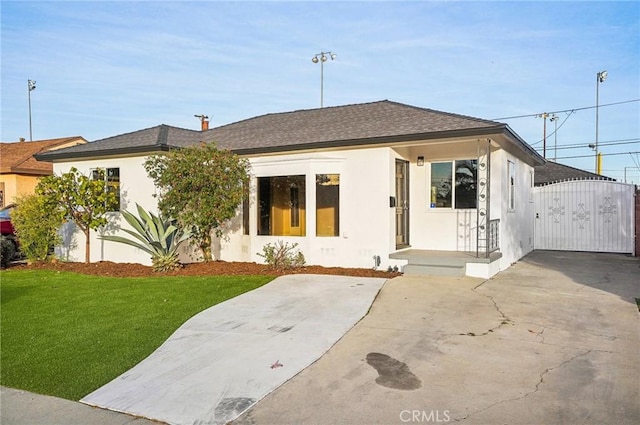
[{"left": 417, "top": 156, "right": 424, "bottom": 166}]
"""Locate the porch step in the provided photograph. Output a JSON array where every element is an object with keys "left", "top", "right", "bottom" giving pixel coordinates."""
[
  {"left": 390, "top": 249, "right": 503, "bottom": 278},
  {"left": 403, "top": 263, "right": 465, "bottom": 277}
]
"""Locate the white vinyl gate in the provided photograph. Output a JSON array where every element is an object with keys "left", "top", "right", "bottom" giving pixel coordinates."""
[{"left": 534, "top": 180, "right": 636, "bottom": 254}]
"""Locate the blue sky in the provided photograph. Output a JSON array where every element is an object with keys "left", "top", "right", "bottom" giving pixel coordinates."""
[{"left": 2, "top": 1, "right": 639, "bottom": 182}]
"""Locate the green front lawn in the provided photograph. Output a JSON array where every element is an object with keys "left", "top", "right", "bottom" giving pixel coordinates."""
[{"left": 0, "top": 269, "right": 273, "bottom": 400}]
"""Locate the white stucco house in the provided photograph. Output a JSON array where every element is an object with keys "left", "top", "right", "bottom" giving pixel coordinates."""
[{"left": 37, "top": 100, "right": 545, "bottom": 278}]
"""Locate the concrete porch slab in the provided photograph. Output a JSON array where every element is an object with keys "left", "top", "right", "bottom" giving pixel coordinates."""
[
  {"left": 390, "top": 249, "right": 503, "bottom": 278},
  {"left": 390, "top": 249, "right": 502, "bottom": 266}
]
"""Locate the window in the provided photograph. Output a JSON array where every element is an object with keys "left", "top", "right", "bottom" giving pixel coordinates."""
[
  {"left": 92, "top": 167, "right": 120, "bottom": 211},
  {"left": 257, "top": 175, "right": 306, "bottom": 236},
  {"left": 430, "top": 160, "right": 477, "bottom": 209},
  {"left": 316, "top": 174, "right": 340, "bottom": 236},
  {"left": 508, "top": 160, "right": 515, "bottom": 211}
]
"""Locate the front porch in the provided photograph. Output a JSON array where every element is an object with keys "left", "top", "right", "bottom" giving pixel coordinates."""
[{"left": 390, "top": 249, "right": 503, "bottom": 278}]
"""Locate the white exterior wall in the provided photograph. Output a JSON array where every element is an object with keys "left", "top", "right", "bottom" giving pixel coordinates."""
[
  {"left": 216, "top": 148, "right": 396, "bottom": 269},
  {"left": 404, "top": 143, "right": 486, "bottom": 252},
  {"left": 53, "top": 156, "right": 158, "bottom": 265},
  {"left": 397, "top": 144, "right": 535, "bottom": 272},
  {"left": 409, "top": 156, "right": 479, "bottom": 251},
  {"left": 51, "top": 142, "right": 537, "bottom": 272},
  {"left": 493, "top": 150, "right": 536, "bottom": 271}
]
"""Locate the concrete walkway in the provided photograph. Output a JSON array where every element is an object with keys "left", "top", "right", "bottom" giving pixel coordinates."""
[
  {"left": 234, "top": 251, "right": 640, "bottom": 425},
  {"left": 80, "top": 274, "right": 386, "bottom": 425},
  {"left": 0, "top": 386, "right": 161, "bottom": 425}
]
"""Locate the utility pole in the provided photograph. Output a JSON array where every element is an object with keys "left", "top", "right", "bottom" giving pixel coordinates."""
[
  {"left": 537, "top": 112, "right": 549, "bottom": 158},
  {"left": 549, "top": 114, "right": 558, "bottom": 161}
]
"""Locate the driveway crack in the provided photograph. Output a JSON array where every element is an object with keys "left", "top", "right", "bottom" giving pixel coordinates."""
[
  {"left": 459, "top": 284, "right": 512, "bottom": 337},
  {"left": 453, "top": 349, "right": 593, "bottom": 422}
]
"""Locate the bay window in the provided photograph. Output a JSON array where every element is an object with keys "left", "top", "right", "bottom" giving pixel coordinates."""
[
  {"left": 257, "top": 175, "right": 306, "bottom": 236},
  {"left": 316, "top": 174, "right": 340, "bottom": 237}
]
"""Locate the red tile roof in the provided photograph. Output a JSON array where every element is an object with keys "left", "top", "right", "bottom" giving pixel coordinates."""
[{"left": 0, "top": 137, "right": 87, "bottom": 175}]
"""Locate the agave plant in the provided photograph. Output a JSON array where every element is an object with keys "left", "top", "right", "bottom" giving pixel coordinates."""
[{"left": 100, "top": 204, "right": 190, "bottom": 272}]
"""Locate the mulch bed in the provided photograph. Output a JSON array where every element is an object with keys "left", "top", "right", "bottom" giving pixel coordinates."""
[{"left": 10, "top": 260, "right": 401, "bottom": 279}]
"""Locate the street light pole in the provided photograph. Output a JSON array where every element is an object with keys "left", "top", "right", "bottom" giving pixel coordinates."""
[
  {"left": 312, "top": 51, "right": 336, "bottom": 108},
  {"left": 28, "top": 79, "right": 36, "bottom": 141},
  {"left": 595, "top": 70, "right": 607, "bottom": 174}
]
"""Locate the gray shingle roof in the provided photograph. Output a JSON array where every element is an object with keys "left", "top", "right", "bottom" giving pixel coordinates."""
[
  {"left": 37, "top": 100, "right": 538, "bottom": 162},
  {"left": 37, "top": 125, "right": 202, "bottom": 158},
  {"left": 534, "top": 161, "right": 615, "bottom": 186},
  {"left": 207, "top": 100, "right": 502, "bottom": 153}
]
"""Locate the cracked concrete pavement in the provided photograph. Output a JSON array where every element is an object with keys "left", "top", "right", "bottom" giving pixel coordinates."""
[{"left": 234, "top": 251, "right": 640, "bottom": 425}]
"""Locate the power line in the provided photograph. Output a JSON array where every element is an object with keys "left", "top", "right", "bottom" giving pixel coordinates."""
[
  {"left": 554, "top": 151, "right": 640, "bottom": 160},
  {"left": 532, "top": 137, "right": 639, "bottom": 150},
  {"left": 549, "top": 137, "right": 640, "bottom": 148},
  {"left": 529, "top": 110, "right": 575, "bottom": 147},
  {"left": 493, "top": 98, "right": 640, "bottom": 121},
  {"left": 548, "top": 139, "right": 640, "bottom": 151}
]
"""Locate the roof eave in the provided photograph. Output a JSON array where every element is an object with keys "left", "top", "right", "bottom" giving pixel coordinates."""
[
  {"left": 497, "top": 125, "right": 546, "bottom": 167},
  {"left": 230, "top": 126, "right": 508, "bottom": 156},
  {"left": 0, "top": 167, "right": 52, "bottom": 176},
  {"left": 34, "top": 144, "right": 173, "bottom": 162}
]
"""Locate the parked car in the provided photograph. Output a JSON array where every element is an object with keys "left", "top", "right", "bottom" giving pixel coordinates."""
[
  {"left": 0, "top": 204, "right": 19, "bottom": 252},
  {"left": 0, "top": 204, "right": 16, "bottom": 237}
]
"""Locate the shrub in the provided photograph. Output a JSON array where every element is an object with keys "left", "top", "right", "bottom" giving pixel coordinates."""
[
  {"left": 257, "top": 240, "right": 306, "bottom": 270},
  {"left": 99, "top": 204, "right": 190, "bottom": 272},
  {"left": 11, "top": 193, "right": 62, "bottom": 263},
  {"left": 0, "top": 236, "right": 16, "bottom": 268}
]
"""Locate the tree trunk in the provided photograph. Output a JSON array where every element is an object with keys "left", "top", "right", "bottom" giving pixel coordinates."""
[
  {"left": 200, "top": 243, "right": 212, "bottom": 262},
  {"left": 84, "top": 228, "right": 91, "bottom": 263},
  {"left": 200, "top": 233, "right": 213, "bottom": 262}
]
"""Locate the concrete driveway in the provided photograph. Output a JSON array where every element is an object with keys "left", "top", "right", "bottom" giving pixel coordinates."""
[
  {"left": 80, "top": 274, "right": 387, "bottom": 425},
  {"left": 234, "top": 251, "right": 640, "bottom": 425}
]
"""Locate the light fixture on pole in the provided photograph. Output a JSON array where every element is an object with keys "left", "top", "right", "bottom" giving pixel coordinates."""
[
  {"left": 595, "top": 70, "right": 607, "bottom": 174},
  {"left": 28, "top": 79, "right": 36, "bottom": 141},
  {"left": 549, "top": 114, "right": 558, "bottom": 161},
  {"left": 312, "top": 51, "right": 336, "bottom": 108}
]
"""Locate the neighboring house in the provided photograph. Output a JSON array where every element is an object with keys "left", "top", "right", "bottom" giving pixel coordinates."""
[
  {"left": 0, "top": 136, "right": 87, "bottom": 206},
  {"left": 534, "top": 160, "right": 615, "bottom": 186},
  {"left": 37, "top": 100, "right": 544, "bottom": 277}
]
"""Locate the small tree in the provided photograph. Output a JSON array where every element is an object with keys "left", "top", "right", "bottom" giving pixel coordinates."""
[
  {"left": 37, "top": 167, "right": 119, "bottom": 263},
  {"left": 144, "top": 143, "right": 250, "bottom": 262},
  {"left": 11, "top": 193, "right": 62, "bottom": 263}
]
